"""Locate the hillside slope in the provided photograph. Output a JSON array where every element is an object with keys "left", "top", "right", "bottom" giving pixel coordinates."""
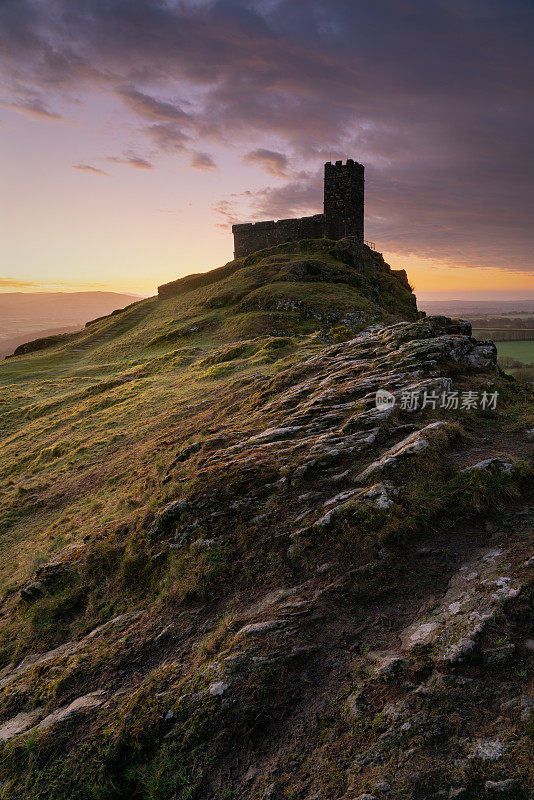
[{"left": 0, "top": 240, "right": 532, "bottom": 800}]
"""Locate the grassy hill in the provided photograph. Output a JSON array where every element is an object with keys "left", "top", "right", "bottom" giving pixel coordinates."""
[
  {"left": 0, "top": 239, "right": 415, "bottom": 598},
  {"left": 0, "top": 238, "right": 533, "bottom": 799}
]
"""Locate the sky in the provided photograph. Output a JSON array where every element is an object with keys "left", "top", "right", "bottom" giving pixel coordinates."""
[{"left": 1, "top": 0, "right": 533, "bottom": 298}]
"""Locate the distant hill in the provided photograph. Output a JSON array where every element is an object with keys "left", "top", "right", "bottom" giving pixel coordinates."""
[
  {"left": 0, "top": 291, "right": 141, "bottom": 358},
  {"left": 419, "top": 298, "right": 534, "bottom": 317}
]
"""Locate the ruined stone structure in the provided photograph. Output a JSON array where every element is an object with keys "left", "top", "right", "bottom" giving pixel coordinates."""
[{"left": 232, "top": 159, "right": 364, "bottom": 258}]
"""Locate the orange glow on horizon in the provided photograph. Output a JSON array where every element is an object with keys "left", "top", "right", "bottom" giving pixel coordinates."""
[
  {"left": 1, "top": 248, "right": 533, "bottom": 299},
  {"left": 383, "top": 252, "right": 534, "bottom": 296}
]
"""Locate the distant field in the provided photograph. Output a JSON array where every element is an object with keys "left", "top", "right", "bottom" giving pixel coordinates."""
[
  {"left": 495, "top": 340, "right": 534, "bottom": 365},
  {"left": 472, "top": 328, "right": 534, "bottom": 341}
]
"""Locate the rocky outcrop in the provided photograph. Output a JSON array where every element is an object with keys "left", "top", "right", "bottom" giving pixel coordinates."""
[
  {"left": 0, "top": 312, "right": 532, "bottom": 800},
  {"left": 152, "top": 315, "right": 500, "bottom": 549}
]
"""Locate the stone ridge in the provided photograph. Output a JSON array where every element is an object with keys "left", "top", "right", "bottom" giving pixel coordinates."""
[{"left": 153, "top": 315, "right": 497, "bottom": 532}]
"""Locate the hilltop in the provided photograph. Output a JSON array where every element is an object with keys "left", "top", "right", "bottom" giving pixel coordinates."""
[{"left": 0, "top": 239, "right": 532, "bottom": 800}]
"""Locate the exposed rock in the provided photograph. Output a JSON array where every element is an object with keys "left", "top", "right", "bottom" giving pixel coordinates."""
[
  {"left": 401, "top": 621, "right": 439, "bottom": 648},
  {"left": 468, "top": 738, "right": 506, "bottom": 761},
  {"left": 356, "top": 422, "right": 449, "bottom": 482},
  {"left": 20, "top": 581, "right": 46, "bottom": 601},
  {"left": 246, "top": 588, "right": 299, "bottom": 616},
  {"left": 313, "top": 481, "right": 398, "bottom": 528},
  {"left": 192, "top": 538, "right": 217, "bottom": 548},
  {"left": 244, "top": 766, "right": 258, "bottom": 782},
  {"left": 461, "top": 457, "right": 515, "bottom": 476},
  {"left": 323, "top": 488, "right": 360, "bottom": 508},
  {"left": 465, "top": 341, "right": 498, "bottom": 368},
  {"left": 0, "top": 708, "right": 44, "bottom": 741},
  {"left": 362, "top": 481, "right": 399, "bottom": 510},
  {"left": 520, "top": 694, "right": 534, "bottom": 722},
  {"left": 3, "top": 306, "right": 532, "bottom": 799},
  {"left": 0, "top": 613, "right": 140, "bottom": 692},
  {"left": 366, "top": 650, "right": 405, "bottom": 677},
  {"left": 36, "top": 691, "right": 106, "bottom": 731},
  {"left": 500, "top": 698, "right": 520, "bottom": 713},
  {"left": 346, "top": 691, "right": 364, "bottom": 719},
  {"left": 316, "top": 562, "right": 337, "bottom": 573},
  {"left": 400, "top": 548, "right": 521, "bottom": 665},
  {"left": 19, "top": 545, "right": 86, "bottom": 602},
  {"left": 382, "top": 702, "right": 404, "bottom": 721},
  {"left": 249, "top": 426, "right": 303, "bottom": 443},
  {"left": 236, "top": 620, "right": 289, "bottom": 636},
  {"left": 484, "top": 779, "right": 518, "bottom": 793},
  {"left": 208, "top": 681, "right": 229, "bottom": 696},
  {"left": 149, "top": 498, "right": 190, "bottom": 537},
  {"left": 372, "top": 780, "right": 391, "bottom": 793}
]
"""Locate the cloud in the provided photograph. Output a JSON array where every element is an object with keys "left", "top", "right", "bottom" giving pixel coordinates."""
[
  {"left": 72, "top": 164, "right": 110, "bottom": 176},
  {"left": 190, "top": 151, "right": 217, "bottom": 170},
  {"left": 114, "top": 87, "right": 193, "bottom": 151},
  {"left": 107, "top": 154, "right": 153, "bottom": 169},
  {"left": 243, "top": 148, "right": 289, "bottom": 177},
  {"left": 212, "top": 199, "right": 241, "bottom": 228},
  {"left": 0, "top": 278, "right": 40, "bottom": 288},
  {"left": 0, "top": 0, "right": 533, "bottom": 271},
  {"left": 214, "top": 171, "right": 322, "bottom": 230},
  {"left": 0, "top": 97, "right": 61, "bottom": 120},
  {"left": 145, "top": 123, "right": 190, "bottom": 152},
  {"left": 115, "top": 86, "right": 190, "bottom": 123},
  {"left": 253, "top": 173, "right": 322, "bottom": 218}
]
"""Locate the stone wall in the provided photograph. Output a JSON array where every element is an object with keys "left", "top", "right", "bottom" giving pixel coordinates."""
[
  {"left": 232, "top": 214, "right": 325, "bottom": 259},
  {"left": 232, "top": 159, "right": 365, "bottom": 259}
]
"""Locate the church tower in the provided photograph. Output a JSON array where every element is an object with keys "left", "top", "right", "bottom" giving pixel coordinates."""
[{"left": 323, "top": 159, "right": 365, "bottom": 241}]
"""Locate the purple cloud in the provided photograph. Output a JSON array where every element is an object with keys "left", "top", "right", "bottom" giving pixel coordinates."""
[
  {"left": 115, "top": 87, "right": 190, "bottom": 123},
  {"left": 0, "top": 0, "right": 532, "bottom": 272},
  {"left": 243, "top": 149, "right": 289, "bottom": 177},
  {"left": 190, "top": 151, "right": 217, "bottom": 170},
  {"left": 72, "top": 164, "right": 110, "bottom": 176},
  {"left": 0, "top": 97, "right": 61, "bottom": 120},
  {"left": 107, "top": 154, "right": 154, "bottom": 169}
]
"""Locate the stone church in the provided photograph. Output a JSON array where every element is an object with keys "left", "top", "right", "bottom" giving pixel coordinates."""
[{"left": 232, "top": 159, "right": 365, "bottom": 258}]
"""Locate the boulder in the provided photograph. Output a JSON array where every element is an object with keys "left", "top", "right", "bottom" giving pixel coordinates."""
[{"left": 461, "top": 457, "right": 515, "bottom": 476}]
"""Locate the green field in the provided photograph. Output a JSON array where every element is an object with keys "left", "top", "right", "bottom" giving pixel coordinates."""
[
  {"left": 495, "top": 339, "right": 534, "bottom": 365},
  {"left": 467, "top": 332, "right": 534, "bottom": 380}
]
